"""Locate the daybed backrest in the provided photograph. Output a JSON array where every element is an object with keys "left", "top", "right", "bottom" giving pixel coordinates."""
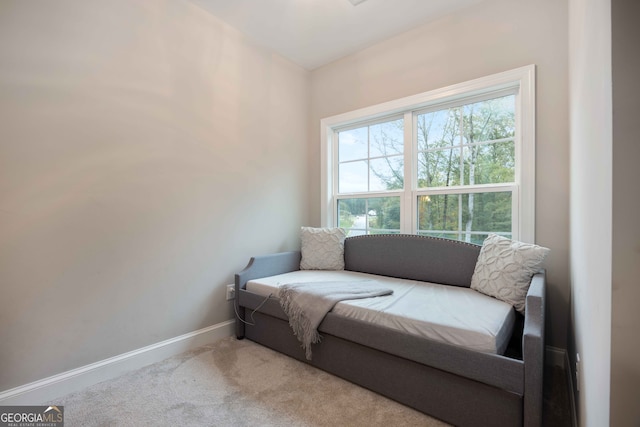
[{"left": 344, "top": 234, "right": 481, "bottom": 288}]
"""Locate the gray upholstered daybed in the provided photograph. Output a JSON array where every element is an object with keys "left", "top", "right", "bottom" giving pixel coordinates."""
[{"left": 234, "top": 234, "right": 546, "bottom": 427}]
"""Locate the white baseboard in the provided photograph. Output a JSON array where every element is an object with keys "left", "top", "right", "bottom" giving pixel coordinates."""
[{"left": 0, "top": 319, "right": 235, "bottom": 405}]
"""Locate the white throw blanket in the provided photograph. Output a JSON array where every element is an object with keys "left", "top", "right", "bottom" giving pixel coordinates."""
[{"left": 279, "top": 280, "right": 393, "bottom": 360}]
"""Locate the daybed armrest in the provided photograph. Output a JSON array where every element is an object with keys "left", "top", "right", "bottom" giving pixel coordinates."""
[
  {"left": 235, "top": 251, "right": 301, "bottom": 290},
  {"left": 234, "top": 251, "right": 301, "bottom": 339},
  {"left": 522, "top": 270, "right": 546, "bottom": 427}
]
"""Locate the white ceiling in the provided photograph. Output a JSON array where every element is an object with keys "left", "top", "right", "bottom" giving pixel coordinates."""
[{"left": 190, "top": 0, "right": 484, "bottom": 70}]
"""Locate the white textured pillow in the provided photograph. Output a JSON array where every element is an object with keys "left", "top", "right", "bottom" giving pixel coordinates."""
[
  {"left": 471, "top": 234, "right": 549, "bottom": 313},
  {"left": 300, "top": 227, "right": 346, "bottom": 271}
]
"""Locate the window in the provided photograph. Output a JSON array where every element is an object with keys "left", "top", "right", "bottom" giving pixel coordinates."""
[{"left": 321, "top": 66, "right": 536, "bottom": 243}]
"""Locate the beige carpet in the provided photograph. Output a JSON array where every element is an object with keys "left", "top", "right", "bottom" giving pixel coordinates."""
[{"left": 49, "top": 337, "right": 448, "bottom": 426}]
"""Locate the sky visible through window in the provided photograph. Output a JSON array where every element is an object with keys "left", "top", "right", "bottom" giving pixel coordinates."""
[{"left": 338, "top": 118, "right": 404, "bottom": 193}]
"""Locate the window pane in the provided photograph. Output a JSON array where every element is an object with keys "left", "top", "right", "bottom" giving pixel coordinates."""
[
  {"left": 338, "top": 127, "right": 367, "bottom": 162},
  {"left": 369, "top": 119, "right": 404, "bottom": 157},
  {"left": 463, "top": 140, "right": 515, "bottom": 185},
  {"left": 416, "top": 95, "right": 516, "bottom": 189},
  {"left": 417, "top": 108, "right": 461, "bottom": 151},
  {"left": 338, "top": 199, "right": 367, "bottom": 236},
  {"left": 417, "top": 148, "right": 461, "bottom": 188},
  {"left": 462, "top": 192, "right": 512, "bottom": 236},
  {"left": 370, "top": 155, "right": 404, "bottom": 191},
  {"left": 417, "top": 194, "right": 460, "bottom": 233},
  {"left": 339, "top": 160, "right": 368, "bottom": 193},
  {"left": 338, "top": 197, "right": 400, "bottom": 236},
  {"left": 463, "top": 95, "right": 515, "bottom": 143},
  {"left": 418, "top": 192, "right": 512, "bottom": 244},
  {"left": 368, "top": 197, "right": 401, "bottom": 233},
  {"left": 338, "top": 118, "right": 404, "bottom": 194}
]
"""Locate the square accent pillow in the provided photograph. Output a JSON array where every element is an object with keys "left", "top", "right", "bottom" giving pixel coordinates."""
[
  {"left": 300, "top": 227, "right": 346, "bottom": 271},
  {"left": 471, "top": 234, "right": 549, "bottom": 313}
]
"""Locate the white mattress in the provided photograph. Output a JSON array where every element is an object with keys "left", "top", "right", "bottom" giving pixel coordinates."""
[{"left": 246, "top": 270, "right": 515, "bottom": 355}]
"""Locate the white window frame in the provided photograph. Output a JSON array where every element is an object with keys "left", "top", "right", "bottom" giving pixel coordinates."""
[{"left": 320, "top": 65, "right": 536, "bottom": 243}]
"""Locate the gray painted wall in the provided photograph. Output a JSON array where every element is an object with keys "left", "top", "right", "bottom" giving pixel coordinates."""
[
  {"left": 611, "top": 0, "right": 640, "bottom": 424},
  {"left": 309, "top": 0, "right": 570, "bottom": 350},
  {"left": 0, "top": 0, "right": 309, "bottom": 391}
]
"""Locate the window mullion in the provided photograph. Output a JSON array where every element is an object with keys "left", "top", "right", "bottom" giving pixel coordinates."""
[
  {"left": 402, "top": 111, "right": 414, "bottom": 234},
  {"left": 459, "top": 107, "right": 464, "bottom": 187},
  {"left": 331, "top": 131, "right": 339, "bottom": 227},
  {"left": 367, "top": 126, "right": 371, "bottom": 193},
  {"left": 458, "top": 108, "right": 464, "bottom": 240}
]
